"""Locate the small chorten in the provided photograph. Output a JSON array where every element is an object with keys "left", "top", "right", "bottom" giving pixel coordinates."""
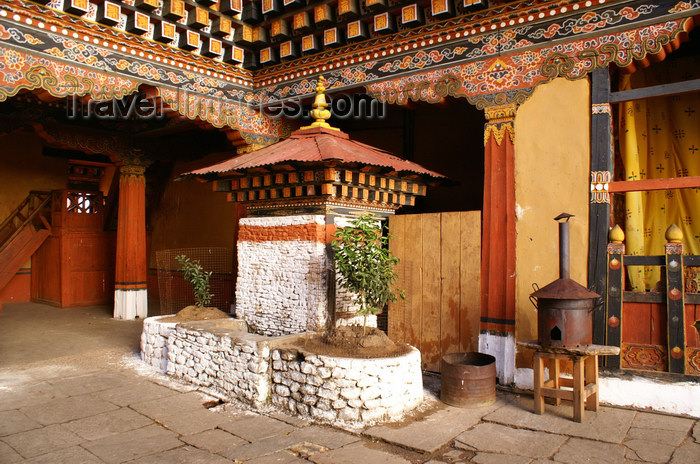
[{"left": 187, "top": 76, "right": 445, "bottom": 216}]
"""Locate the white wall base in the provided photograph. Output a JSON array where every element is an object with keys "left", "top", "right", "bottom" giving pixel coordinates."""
[
  {"left": 114, "top": 289, "right": 148, "bottom": 320},
  {"left": 478, "top": 332, "right": 515, "bottom": 385},
  {"left": 514, "top": 367, "right": 700, "bottom": 418}
]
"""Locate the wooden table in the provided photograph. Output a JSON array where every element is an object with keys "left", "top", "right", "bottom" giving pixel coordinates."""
[{"left": 517, "top": 341, "right": 620, "bottom": 423}]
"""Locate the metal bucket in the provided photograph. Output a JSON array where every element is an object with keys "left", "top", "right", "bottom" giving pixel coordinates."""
[
  {"left": 536, "top": 297, "right": 594, "bottom": 348},
  {"left": 440, "top": 352, "right": 496, "bottom": 408}
]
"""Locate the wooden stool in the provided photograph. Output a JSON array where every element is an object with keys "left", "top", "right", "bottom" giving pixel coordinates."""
[
  {"left": 533, "top": 351, "right": 597, "bottom": 422},
  {"left": 518, "top": 341, "right": 620, "bottom": 423}
]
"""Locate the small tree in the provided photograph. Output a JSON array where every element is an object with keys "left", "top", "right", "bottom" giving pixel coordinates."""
[
  {"left": 331, "top": 215, "right": 403, "bottom": 334},
  {"left": 175, "top": 254, "right": 213, "bottom": 308}
]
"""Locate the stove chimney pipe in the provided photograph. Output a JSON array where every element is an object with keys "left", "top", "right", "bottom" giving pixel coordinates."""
[{"left": 554, "top": 213, "right": 574, "bottom": 280}]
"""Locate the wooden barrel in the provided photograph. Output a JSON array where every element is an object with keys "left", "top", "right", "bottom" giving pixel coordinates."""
[{"left": 440, "top": 352, "right": 496, "bottom": 408}]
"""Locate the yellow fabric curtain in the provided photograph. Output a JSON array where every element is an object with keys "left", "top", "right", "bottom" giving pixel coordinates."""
[{"left": 618, "top": 56, "right": 700, "bottom": 291}]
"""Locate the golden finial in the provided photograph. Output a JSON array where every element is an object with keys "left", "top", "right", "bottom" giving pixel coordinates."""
[
  {"left": 301, "top": 76, "right": 339, "bottom": 131},
  {"left": 665, "top": 224, "right": 683, "bottom": 243},
  {"left": 609, "top": 224, "right": 625, "bottom": 244}
]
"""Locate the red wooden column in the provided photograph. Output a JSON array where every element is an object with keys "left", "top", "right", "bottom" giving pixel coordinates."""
[
  {"left": 114, "top": 158, "right": 149, "bottom": 319},
  {"left": 479, "top": 104, "right": 517, "bottom": 382}
]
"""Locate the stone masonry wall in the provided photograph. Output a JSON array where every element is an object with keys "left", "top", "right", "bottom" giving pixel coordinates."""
[
  {"left": 166, "top": 319, "right": 287, "bottom": 407},
  {"left": 236, "top": 215, "right": 330, "bottom": 336},
  {"left": 270, "top": 347, "right": 423, "bottom": 423},
  {"left": 141, "top": 317, "right": 424, "bottom": 423},
  {"left": 140, "top": 315, "right": 178, "bottom": 372},
  {"left": 235, "top": 214, "right": 378, "bottom": 336}
]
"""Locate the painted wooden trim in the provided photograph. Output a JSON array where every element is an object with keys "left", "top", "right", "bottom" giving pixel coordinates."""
[
  {"left": 623, "top": 292, "right": 700, "bottom": 305},
  {"left": 609, "top": 78, "right": 700, "bottom": 103},
  {"left": 589, "top": 67, "right": 613, "bottom": 346},
  {"left": 606, "top": 245, "right": 624, "bottom": 369},
  {"left": 608, "top": 176, "right": 700, "bottom": 193},
  {"left": 666, "top": 246, "right": 686, "bottom": 374}
]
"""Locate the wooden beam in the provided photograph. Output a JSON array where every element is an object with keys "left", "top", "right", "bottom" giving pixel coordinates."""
[
  {"left": 605, "top": 242, "right": 624, "bottom": 370},
  {"left": 589, "top": 67, "right": 612, "bottom": 346},
  {"left": 608, "top": 176, "right": 700, "bottom": 193},
  {"left": 609, "top": 78, "right": 700, "bottom": 103},
  {"left": 666, "top": 243, "right": 685, "bottom": 374}
]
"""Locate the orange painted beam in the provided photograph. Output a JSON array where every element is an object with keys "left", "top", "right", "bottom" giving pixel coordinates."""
[{"left": 608, "top": 176, "right": 700, "bottom": 193}]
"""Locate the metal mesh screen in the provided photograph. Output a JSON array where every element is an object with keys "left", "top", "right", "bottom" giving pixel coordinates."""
[{"left": 155, "top": 247, "right": 234, "bottom": 315}]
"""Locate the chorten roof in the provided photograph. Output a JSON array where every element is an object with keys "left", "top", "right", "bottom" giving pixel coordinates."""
[
  {"left": 186, "top": 76, "right": 444, "bottom": 181},
  {"left": 187, "top": 125, "right": 445, "bottom": 179}
]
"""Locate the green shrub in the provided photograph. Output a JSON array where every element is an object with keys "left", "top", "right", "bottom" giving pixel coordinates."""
[
  {"left": 175, "top": 254, "right": 213, "bottom": 308},
  {"left": 331, "top": 215, "right": 404, "bottom": 332}
]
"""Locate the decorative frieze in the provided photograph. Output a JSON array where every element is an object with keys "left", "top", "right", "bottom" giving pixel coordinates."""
[
  {"left": 373, "top": 12, "right": 395, "bottom": 34},
  {"left": 337, "top": 0, "right": 359, "bottom": 18},
  {"left": 96, "top": 1, "right": 121, "bottom": 26},
  {"left": 401, "top": 4, "right": 424, "bottom": 27},
  {"left": 590, "top": 171, "right": 611, "bottom": 204},
  {"left": 63, "top": 0, "right": 89, "bottom": 16},
  {"left": 134, "top": 0, "right": 159, "bottom": 12},
  {"left": 347, "top": 20, "right": 368, "bottom": 41},
  {"left": 126, "top": 11, "right": 150, "bottom": 35},
  {"left": 153, "top": 21, "right": 176, "bottom": 43},
  {"left": 162, "top": 0, "right": 185, "bottom": 21}
]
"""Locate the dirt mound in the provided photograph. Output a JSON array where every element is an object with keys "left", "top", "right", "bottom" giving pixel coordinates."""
[
  {"left": 160, "top": 306, "right": 231, "bottom": 322},
  {"left": 301, "top": 325, "right": 412, "bottom": 358}
]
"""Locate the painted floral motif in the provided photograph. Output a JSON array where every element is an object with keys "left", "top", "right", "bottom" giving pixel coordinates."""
[
  {"left": 4, "top": 49, "right": 25, "bottom": 71},
  {"left": 366, "top": 18, "right": 689, "bottom": 109}
]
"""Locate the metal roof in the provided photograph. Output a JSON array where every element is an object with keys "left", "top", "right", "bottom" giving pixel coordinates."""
[{"left": 185, "top": 126, "right": 446, "bottom": 180}]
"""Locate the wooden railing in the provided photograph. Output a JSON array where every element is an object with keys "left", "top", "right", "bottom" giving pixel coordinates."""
[
  {"left": 0, "top": 191, "right": 51, "bottom": 254},
  {"left": 606, "top": 224, "right": 699, "bottom": 374}
]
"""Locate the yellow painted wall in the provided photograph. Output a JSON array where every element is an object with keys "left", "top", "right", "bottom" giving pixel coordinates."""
[
  {"left": 514, "top": 77, "right": 590, "bottom": 365},
  {"left": 0, "top": 133, "right": 68, "bottom": 219},
  {"left": 148, "top": 153, "right": 239, "bottom": 268},
  {"left": 0, "top": 132, "right": 68, "bottom": 269}
]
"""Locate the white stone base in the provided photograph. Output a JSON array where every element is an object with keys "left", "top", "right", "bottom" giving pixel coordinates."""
[
  {"left": 114, "top": 289, "right": 148, "bottom": 320},
  {"left": 139, "top": 317, "right": 423, "bottom": 424},
  {"left": 515, "top": 367, "right": 700, "bottom": 418},
  {"left": 271, "top": 347, "right": 423, "bottom": 423},
  {"left": 478, "top": 332, "right": 515, "bottom": 385},
  {"left": 140, "top": 316, "right": 178, "bottom": 372}
]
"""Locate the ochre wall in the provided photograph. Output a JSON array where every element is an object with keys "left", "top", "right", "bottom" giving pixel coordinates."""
[
  {"left": 0, "top": 132, "right": 67, "bottom": 301},
  {"left": 148, "top": 153, "right": 241, "bottom": 269},
  {"left": 513, "top": 77, "right": 591, "bottom": 366},
  {"left": 0, "top": 133, "right": 68, "bottom": 220}
]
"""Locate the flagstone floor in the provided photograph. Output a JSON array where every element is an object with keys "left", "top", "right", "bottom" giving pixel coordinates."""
[{"left": 1, "top": 302, "right": 698, "bottom": 463}]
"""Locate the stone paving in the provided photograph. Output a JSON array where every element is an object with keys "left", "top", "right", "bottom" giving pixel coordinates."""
[{"left": 1, "top": 303, "right": 699, "bottom": 463}]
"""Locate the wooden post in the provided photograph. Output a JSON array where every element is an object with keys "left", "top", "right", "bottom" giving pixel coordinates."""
[
  {"left": 605, "top": 224, "right": 624, "bottom": 369},
  {"left": 480, "top": 104, "right": 516, "bottom": 335},
  {"left": 533, "top": 352, "right": 545, "bottom": 415},
  {"left": 114, "top": 158, "right": 150, "bottom": 319},
  {"left": 665, "top": 224, "right": 686, "bottom": 374},
  {"left": 589, "top": 67, "right": 613, "bottom": 346},
  {"left": 572, "top": 356, "right": 585, "bottom": 422},
  {"left": 585, "top": 355, "right": 599, "bottom": 412}
]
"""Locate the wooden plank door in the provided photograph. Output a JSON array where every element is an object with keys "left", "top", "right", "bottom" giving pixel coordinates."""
[{"left": 388, "top": 211, "right": 481, "bottom": 372}]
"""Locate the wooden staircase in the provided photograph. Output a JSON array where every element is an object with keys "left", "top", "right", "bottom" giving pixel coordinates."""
[{"left": 0, "top": 191, "right": 52, "bottom": 293}]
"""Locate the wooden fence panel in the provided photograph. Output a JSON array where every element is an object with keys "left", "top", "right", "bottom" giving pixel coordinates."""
[
  {"left": 388, "top": 211, "right": 481, "bottom": 372},
  {"left": 440, "top": 213, "right": 461, "bottom": 363},
  {"left": 460, "top": 211, "right": 482, "bottom": 353},
  {"left": 404, "top": 214, "right": 423, "bottom": 351},
  {"left": 422, "top": 213, "right": 442, "bottom": 371},
  {"left": 388, "top": 216, "right": 406, "bottom": 344}
]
